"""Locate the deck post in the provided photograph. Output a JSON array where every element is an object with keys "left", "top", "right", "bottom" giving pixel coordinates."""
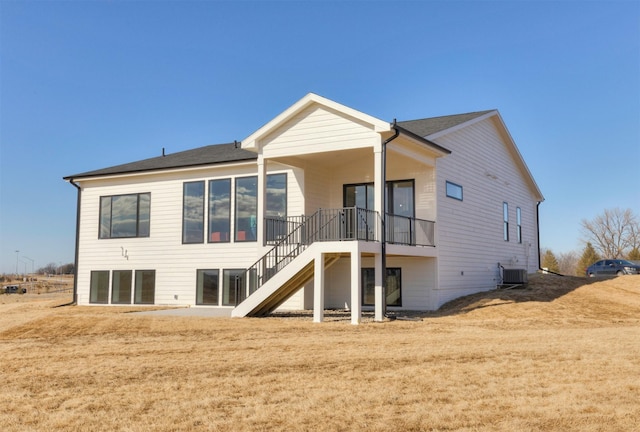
[
  {"left": 373, "top": 142, "right": 385, "bottom": 321},
  {"left": 257, "top": 155, "right": 266, "bottom": 248},
  {"left": 374, "top": 253, "right": 383, "bottom": 321},
  {"left": 313, "top": 253, "right": 325, "bottom": 323},
  {"left": 350, "top": 246, "right": 361, "bottom": 325}
]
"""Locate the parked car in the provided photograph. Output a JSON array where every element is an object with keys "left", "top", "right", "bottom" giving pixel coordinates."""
[
  {"left": 3, "top": 285, "right": 27, "bottom": 294},
  {"left": 586, "top": 260, "right": 640, "bottom": 277}
]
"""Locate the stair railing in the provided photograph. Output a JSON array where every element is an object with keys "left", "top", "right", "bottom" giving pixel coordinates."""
[{"left": 234, "top": 207, "right": 379, "bottom": 305}]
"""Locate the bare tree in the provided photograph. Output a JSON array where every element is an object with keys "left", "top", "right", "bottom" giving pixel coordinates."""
[
  {"left": 581, "top": 208, "right": 639, "bottom": 259},
  {"left": 557, "top": 250, "right": 579, "bottom": 276}
]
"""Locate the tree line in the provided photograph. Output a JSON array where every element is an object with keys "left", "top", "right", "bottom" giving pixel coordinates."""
[{"left": 542, "top": 208, "right": 640, "bottom": 276}]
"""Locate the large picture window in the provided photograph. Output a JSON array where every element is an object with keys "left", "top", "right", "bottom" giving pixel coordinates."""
[
  {"left": 183, "top": 181, "right": 205, "bottom": 244},
  {"left": 196, "top": 269, "right": 219, "bottom": 305},
  {"left": 90, "top": 271, "right": 109, "bottom": 304},
  {"left": 111, "top": 270, "right": 132, "bottom": 304},
  {"left": 99, "top": 193, "right": 150, "bottom": 239},
  {"left": 361, "top": 267, "right": 402, "bottom": 307},
  {"left": 235, "top": 176, "right": 258, "bottom": 242},
  {"left": 208, "top": 179, "right": 231, "bottom": 243},
  {"left": 134, "top": 270, "right": 155, "bottom": 304}
]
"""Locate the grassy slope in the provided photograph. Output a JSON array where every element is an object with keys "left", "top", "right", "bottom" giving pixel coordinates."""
[{"left": 1, "top": 274, "right": 639, "bottom": 431}]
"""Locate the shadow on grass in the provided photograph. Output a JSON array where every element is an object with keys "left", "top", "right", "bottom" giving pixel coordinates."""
[{"left": 271, "top": 273, "right": 612, "bottom": 321}]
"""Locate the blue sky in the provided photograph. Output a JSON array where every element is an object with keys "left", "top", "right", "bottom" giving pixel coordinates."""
[{"left": 1, "top": 1, "right": 639, "bottom": 274}]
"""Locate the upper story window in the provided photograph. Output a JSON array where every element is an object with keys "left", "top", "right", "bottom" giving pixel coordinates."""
[
  {"left": 235, "top": 176, "right": 258, "bottom": 242},
  {"left": 209, "top": 179, "right": 231, "bottom": 243},
  {"left": 100, "top": 193, "right": 150, "bottom": 239},
  {"left": 446, "top": 181, "right": 463, "bottom": 201},
  {"left": 503, "top": 202, "right": 509, "bottom": 241},
  {"left": 183, "top": 181, "right": 205, "bottom": 244}
]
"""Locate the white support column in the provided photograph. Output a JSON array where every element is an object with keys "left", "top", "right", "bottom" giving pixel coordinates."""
[
  {"left": 313, "top": 253, "right": 325, "bottom": 323},
  {"left": 350, "top": 246, "right": 361, "bottom": 325},
  {"left": 256, "top": 155, "right": 266, "bottom": 249},
  {"left": 373, "top": 141, "right": 385, "bottom": 322},
  {"left": 374, "top": 252, "right": 383, "bottom": 322}
]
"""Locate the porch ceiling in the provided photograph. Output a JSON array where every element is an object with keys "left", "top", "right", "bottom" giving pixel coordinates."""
[{"left": 266, "top": 147, "right": 372, "bottom": 170}]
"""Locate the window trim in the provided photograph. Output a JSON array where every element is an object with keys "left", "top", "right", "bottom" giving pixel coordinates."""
[
  {"left": 111, "top": 270, "right": 133, "bottom": 304},
  {"left": 89, "top": 270, "right": 110, "bottom": 304},
  {"left": 182, "top": 181, "right": 206, "bottom": 244},
  {"left": 446, "top": 181, "right": 463, "bottom": 201},
  {"left": 361, "top": 267, "right": 402, "bottom": 307},
  {"left": 516, "top": 207, "right": 522, "bottom": 244},
  {"left": 134, "top": 270, "right": 156, "bottom": 305},
  {"left": 99, "top": 193, "right": 151, "bottom": 239},
  {"left": 196, "top": 269, "right": 220, "bottom": 305},
  {"left": 234, "top": 176, "right": 258, "bottom": 242},
  {"left": 503, "top": 202, "right": 509, "bottom": 241},
  {"left": 208, "top": 178, "right": 231, "bottom": 244}
]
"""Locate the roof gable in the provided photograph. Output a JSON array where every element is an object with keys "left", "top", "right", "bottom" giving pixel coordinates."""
[{"left": 242, "top": 93, "right": 391, "bottom": 151}]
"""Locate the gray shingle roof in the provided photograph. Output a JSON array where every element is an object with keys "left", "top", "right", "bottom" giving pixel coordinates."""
[
  {"left": 65, "top": 110, "right": 494, "bottom": 180},
  {"left": 64, "top": 143, "right": 257, "bottom": 180},
  {"left": 398, "top": 110, "right": 495, "bottom": 138}
]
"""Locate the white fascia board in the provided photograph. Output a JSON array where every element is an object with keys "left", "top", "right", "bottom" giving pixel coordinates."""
[
  {"left": 428, "top": 109, "right": 543, "bottom": 202},
  {"left": 242, "top": 93, "right": 390, "bottom": 150},
  {"left": 69, "top": 160, "right": 258, "bottom": 185},
  {"left": 490, "top": 112, "right": 544, "bottom": 202}
]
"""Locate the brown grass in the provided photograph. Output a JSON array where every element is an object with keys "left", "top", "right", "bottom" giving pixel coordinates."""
[{"left": 1, "top": 274, "right": 639, "bottom": 431}]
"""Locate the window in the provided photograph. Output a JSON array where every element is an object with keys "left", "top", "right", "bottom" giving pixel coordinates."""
[
  {"left": 134, "top": 270, "right": 155, "bottom": 304},
  {"left": 387, "top": 180, "right": 414, "bottom": 217},
  {"left": 183, "top": 181, "right": 205, "bottom": 243},
  {"left": 343, "top": 180, "right": 414, "bottom": 215},
  {"left": 208, "top": 179, "right": 231, "bottom": 243},
  {"left": 196, "top": 269, "right": 219, "bottom": 305},
  {"left": 90, "top": 271, "right": 109, "bottom": 304},
  {"left": 235, "top": 176, "right": 258, "bottom": 242},
  {"left": 446, "top": 181, "right": 463, "bottom": 201},
  {"left": 361, "top": 267, "right": 402, "bottom": 307},
  {"left": 266, "top": 173, "right": 287, "bottom": 218},
  {"left": 516, "top": 207, "right": 522, "bottom": 244},
  {"left": 503, "top": 202, "right": 509, "bottom": 241},
  {"left": 222, "top": 269, "right": 245, "bottom": 306},
  {"left": 99, "top": 193, "right": 150, "bottom": 239},
  {"left": 344, "top": 183, "right": 375, "bottom": 210},
  {"left": 111, "top": 270, "right": 132, "bottom": 304}
]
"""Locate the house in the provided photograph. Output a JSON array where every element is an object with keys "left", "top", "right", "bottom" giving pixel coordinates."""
[{"left": 64, "top": 93, "right": 543, "bottom": 324}]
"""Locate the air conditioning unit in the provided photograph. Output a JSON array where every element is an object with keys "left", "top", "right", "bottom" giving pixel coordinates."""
[{"left": 503, "top": 269, "right": 528, "bottom": 284}]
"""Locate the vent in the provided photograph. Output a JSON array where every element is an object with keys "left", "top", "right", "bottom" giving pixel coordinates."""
[{"left": 503, "top": 269, "right": 527, "bottom": 284}]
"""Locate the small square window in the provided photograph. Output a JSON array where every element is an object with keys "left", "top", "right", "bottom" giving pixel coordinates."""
[{"left": 446, "top": 181, "right": 463, "bottom": 201}]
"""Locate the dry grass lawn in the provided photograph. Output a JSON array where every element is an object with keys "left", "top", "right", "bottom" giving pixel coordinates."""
[{"left": 1, "top": 274, "right": 639, "bottom": 431}]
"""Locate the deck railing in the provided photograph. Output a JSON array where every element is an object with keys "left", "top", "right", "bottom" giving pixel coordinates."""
[
  {"left": 236, "top": 207, "right": 378, "bottom": 304},
  {"left": 235, "top": 209, "right": 434, "bottom": 305},
  {"left": 385, "top": 213, "right": 435, "bottom": 247}
]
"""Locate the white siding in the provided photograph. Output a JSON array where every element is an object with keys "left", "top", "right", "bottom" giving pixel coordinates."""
[
  {"left": 75, "top": 163, "right": 304, "bottom": 306},
  {"left": 261, "top": 105, "right": 380, "bottom": 158},
  {"left": 434, "top": 117, "right": 540, "bottom": 308},
  {"left": 323, "top": 256, "right": 436, "bottom": 310}
]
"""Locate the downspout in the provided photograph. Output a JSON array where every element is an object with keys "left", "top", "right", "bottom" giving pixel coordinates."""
[
  {"left": 69, "top": 179, "right": 82, "bottom": 304},
  {"left": 381, "top": 120, "right": 401, "bottom": 318}
]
